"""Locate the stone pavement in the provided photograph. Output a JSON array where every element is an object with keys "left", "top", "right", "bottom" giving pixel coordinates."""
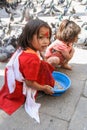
[{"left": 0, "top": 47, "right": 87, "bottom": 130}]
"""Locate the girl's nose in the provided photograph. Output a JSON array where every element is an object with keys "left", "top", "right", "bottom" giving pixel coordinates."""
[{"left": 44, "top": 38, "right": 50, "bottom": 45}]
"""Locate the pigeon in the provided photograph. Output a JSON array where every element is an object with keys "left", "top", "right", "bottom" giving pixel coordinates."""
[
  {"left": 37, "top": 5, "right": 46, "bottom": 15},
  {"left": 5, "top": 23, "right": 12, "bottom": 35},
  {"left": 18, "top": 7, "right": 26, "bottom": 22},
  {"left": 84, "top": 38, "right": 87, "bottom": 46},
  {"left": 0, "top": 38, "right": 2, "bottom": 47},
  {"left": 57, "top": 0, "right": 65, "bottom": 5},
  {"left": 85, "top": 5, "right": 87, "bottom": 11},
  {"left": 63, "top": 5, "right": 69, "bottom": 15},
  {"left": 81, "top": 22, "right": 87, "bottom": 27},
  {"left": 9, "top": 13, "right": 14, "bottom": 21},
  {"left": 52, "top": 5, "right": 62, "bottom": 13},
  {"left": 70, "top": 7, "right": 76, "bottom": 14},
  {"left": 73, "top": 14, "right": 80, "bottom": 19},
  {"left": 0, "top": 28, "right": 6, "bottom": 39},
  {"left": 5, "top": 7, "right": 11, "bottom": 14}
]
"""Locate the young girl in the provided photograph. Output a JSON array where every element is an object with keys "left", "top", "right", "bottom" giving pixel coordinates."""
[
  {"left": 0, "top": 19, "right": 55, "bottom": 123},
  {"left": 45, "top": 19, "right": 81, "bottom": 70}
]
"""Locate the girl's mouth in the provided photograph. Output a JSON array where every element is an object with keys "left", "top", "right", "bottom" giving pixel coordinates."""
[{"left": 41, "top": 46, "right": 47, "bottom": 50}]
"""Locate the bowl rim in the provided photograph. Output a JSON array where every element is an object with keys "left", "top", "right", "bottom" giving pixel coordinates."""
[{"left": 52, "top": 71, "right": 71, "bottom": 93}]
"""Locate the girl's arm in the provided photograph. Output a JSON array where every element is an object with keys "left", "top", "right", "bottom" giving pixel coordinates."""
[{"left": 25, "top": 80, "right": 54, "bottom": 95}]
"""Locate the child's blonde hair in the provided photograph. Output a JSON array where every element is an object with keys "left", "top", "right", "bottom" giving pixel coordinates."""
[{"left": 56, "top": 19, "right": 81, "bottom": 44}]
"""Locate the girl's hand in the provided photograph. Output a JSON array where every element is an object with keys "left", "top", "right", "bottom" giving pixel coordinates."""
[{"left": 43, "top": 85, "right": 54, "bottom": 95}]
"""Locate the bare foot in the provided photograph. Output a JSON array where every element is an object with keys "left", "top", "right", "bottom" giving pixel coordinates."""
[{"left": 61, "top": 64, "right": 72, "bottom": 70}]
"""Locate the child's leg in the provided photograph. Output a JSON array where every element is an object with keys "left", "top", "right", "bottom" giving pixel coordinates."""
[
  {"left": 46, "top": 56, "right": 60, "bottom": 67},
  {"left": 61, "top": 62, "right": 72, "bottom": 70}
]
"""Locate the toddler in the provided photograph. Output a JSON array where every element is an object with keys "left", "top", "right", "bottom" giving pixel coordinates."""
[{"left": 45, "top": 19, "right": 81, "bottom": 70}]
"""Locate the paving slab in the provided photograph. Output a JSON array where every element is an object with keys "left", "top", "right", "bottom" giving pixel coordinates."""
[
  {"left": 38, "top": 79, "right": 84, "bottom": 121},
  {"left": 68, "top": 97, "right": 87, "bottom": 130},
  {"left": 0, "top": 106, "right": 68, "bottom": 130}
]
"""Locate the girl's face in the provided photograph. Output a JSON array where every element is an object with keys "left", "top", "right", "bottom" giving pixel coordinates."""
[{"left": 31, "top": 26, "right": 51, "bottom": 51}]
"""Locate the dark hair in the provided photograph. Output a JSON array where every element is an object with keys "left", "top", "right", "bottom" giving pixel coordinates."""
[
  {"left": 56, "top": 19, "right": 81, "bottom": 43},
  {"left": 17, "top": 19, "right": 52, "bottom": 50}
]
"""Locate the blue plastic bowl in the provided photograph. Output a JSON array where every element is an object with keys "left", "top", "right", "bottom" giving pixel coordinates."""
[{"left": 52, "top": 71, "right": 71, "bottom": 96}]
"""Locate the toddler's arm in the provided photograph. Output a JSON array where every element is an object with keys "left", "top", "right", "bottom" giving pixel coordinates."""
[
  {"left": 61, "top": 46, "right": 75, "bottom": 61},
  {"left": 69, "top": 47, "right": 75, "bottom": 59}
]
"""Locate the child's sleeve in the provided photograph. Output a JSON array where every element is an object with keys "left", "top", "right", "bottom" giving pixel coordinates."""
[{"left": 21, "top": 55, "right": 40, "bottom": 81}]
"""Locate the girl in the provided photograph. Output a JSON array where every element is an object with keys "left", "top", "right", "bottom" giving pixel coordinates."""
[
  {"left": 0, "top": 19, "right": 55, "bottom": 123},
  {"left": 45, "top": 19, "right": 81, "bottom": 70}
]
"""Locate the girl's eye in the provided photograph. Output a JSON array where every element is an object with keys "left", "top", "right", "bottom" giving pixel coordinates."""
[{"left": 38, "top": 36, "right": 43, "bottom": 39}]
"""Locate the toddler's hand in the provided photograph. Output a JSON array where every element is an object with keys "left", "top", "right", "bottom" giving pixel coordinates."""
[{"left": 43, "top": 85, "right": 54, "bottom": 95}]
